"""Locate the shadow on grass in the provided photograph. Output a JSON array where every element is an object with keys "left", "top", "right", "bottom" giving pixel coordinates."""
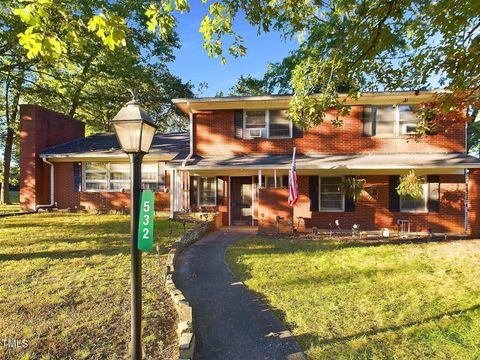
[
  {"left": 231, "top": 236, "right": 475, "bottom": 261},
  {"left": 294, "top": 303, "right": 480, "bottom": 354},
  {"left": 0, "top": 246, "right": 130, "bottom": 261}
]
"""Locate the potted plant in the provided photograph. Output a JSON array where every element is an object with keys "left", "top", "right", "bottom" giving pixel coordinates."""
[
  {"left": 396, "top": 170, "right": 425, "bottom": 199},
  {"left": 340, "top": 177, "right": 366, "bottom": 202}
]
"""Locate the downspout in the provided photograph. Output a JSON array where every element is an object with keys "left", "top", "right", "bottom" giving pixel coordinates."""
[
  {"left": 465, "top": 120, "right": 468, "bottom": 234},
  {"left": 180, "top": 101, "right": 194, "bottom": 216},
  {"left": 35, "top": 158, "right": 57, "bottom": 211},
  {"left": 182, "top": 101, "right": 194, "bottom": 168}
]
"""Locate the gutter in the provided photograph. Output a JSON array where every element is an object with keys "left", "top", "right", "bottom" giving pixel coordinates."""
[
  {"left": 181, "top": 101, "right": 193, "bottom": 168},
  {"left": 34, "top": 158, "right": 57, "bottom": 212}
]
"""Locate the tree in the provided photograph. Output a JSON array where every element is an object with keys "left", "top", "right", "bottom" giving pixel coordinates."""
[
  {"left": 12, "top": 0, "right": 478, "bottom": 129},
  {"left": 1, "top": 0, "right": 193, "bottom": 203}
]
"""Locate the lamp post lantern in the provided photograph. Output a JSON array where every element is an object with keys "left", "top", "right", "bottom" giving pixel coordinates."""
[{"left": 110, "top": 99, "right": 158, "bottom": 360}]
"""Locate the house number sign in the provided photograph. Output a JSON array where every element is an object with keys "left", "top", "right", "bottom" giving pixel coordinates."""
[{"left": 138, "top": 190, "right": 154, "bottom": 252}]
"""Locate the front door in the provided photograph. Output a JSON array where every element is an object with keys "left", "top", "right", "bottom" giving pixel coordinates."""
[{"left": 231, "top": 177, "right": 253, "bottom": 225}]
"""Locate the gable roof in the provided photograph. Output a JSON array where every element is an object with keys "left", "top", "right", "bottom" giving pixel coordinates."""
[{"left": 40, "top": 132, "right": 189, "bottom": 161}]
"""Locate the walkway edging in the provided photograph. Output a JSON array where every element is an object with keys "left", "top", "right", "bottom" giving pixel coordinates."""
[{"left": 164, "top": 215, "right": 222, "bottom": 360}]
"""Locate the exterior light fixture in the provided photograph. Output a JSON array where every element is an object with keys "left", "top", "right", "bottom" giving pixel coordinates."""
[{"left": 110, "top": 99, "right": 158, "bottom": 360}]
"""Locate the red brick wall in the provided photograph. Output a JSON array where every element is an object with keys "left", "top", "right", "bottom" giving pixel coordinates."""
[
  {"left": 19, "top": 105, "right": 85, "bottom": 210},
  {"left": 193, "top": 108, "right": 465, "bottom": 156},
  {"left": 258, "top": 188, "right": 293, "bottom": 233},
  {"left": 54, "top": 162, "right": 171, "bottom": 212},
  {"left": 468, "top": 169, "right": 480, "bottom": 238},
  {"left": 259, "top": 174, "right": 466, "bottom": 234}
]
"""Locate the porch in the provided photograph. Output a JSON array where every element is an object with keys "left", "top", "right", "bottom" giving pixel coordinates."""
[{"left": 168, "top": 165, "right": 480, "bottom": 237}]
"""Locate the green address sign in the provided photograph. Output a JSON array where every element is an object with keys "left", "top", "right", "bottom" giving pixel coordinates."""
[{"left": 138, "top": 190, "right": 154, "bottom": 252}]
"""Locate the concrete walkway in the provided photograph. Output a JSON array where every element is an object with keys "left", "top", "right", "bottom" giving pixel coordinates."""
[{"left": 174, "top": 228, "right": 305, "bottom": 360}]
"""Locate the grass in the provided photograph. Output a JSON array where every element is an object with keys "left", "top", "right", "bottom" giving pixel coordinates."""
[
  {"left": 226, "top": 236, "right": 480, "bottom": 359},
  {"left": 0, "top": 212, "right": 194, "bottom": 359},
  {"left": 0, "top": 191, "right": 20, "bottom": 214}
]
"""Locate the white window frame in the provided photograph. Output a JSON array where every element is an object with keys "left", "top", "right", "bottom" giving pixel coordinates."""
[
  {"left": 83, "top": 162, "right": 109, "bottom": 192},
  {"left": 268, "top": 109, "right": 292, "bottom": 139},
  {"left": 82, "top": 162, "right": 164, "bottom": 192},
  {"left": 243, "top": 109, "right": 292, "bottom": 139},
  {"left": 400, "top": 183, "right": 428, "bottom": 213},
  {"left": 373, "top": 104, "right": 421, "bottom": 137},
  {"left": 197, "top": 176, "right": 217, "bottom": 206},
  {"left": 318, "top": 176, "right": 345, "bottom": 212},
  {"left": 108, "top": 163, "right": 130, "bottom": 192}
]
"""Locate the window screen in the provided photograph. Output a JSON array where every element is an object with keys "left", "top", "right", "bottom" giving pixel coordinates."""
[
  {"left": 319, "top": 177, "right": 343, "bottom": 211},
  {"left": 269, "top": 110, "right": 291, "bottom": 138},
  {"left": 375, "top": 106, "right": 396, "bottom": 135},
  {"left": 245, "top": 110, "right": 266, "bottom": 128}
]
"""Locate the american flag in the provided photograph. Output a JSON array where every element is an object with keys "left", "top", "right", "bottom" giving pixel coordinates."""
[{"left": 288, "top": 147, "right": 298, "bottom": 206}]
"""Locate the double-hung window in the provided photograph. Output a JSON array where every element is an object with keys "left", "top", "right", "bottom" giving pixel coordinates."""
[
  {"left": 363, "top": 104, "right": 422, "bottom": 137},
  {"left": 198, "top": 177, "right": 216, "bottom": 206},
  {"left": 245, "top": 110, "right": 266, "bottom": 138},
  {"left": 109, "top": 163, "right": 130, "bottom": 191},
  {"left": 319, "top": 177, "right": 344, "bottom": 211},
  {"left": 85, "top": 162, "right": 108, "bottom": 191},
  {"left": 142, "top": 162, "right": 166, "bottom": 191},
  {"left": 243, "top": 109, "right": 292, "bottom": 139},
  {"left": 83, "top": 162, "right": 165, "bottom": 192},
  {"left": 400, "top": 183, "right": 428, "bottom": 212},
  {"left": 269, "top": 110, "right": 291, "bottom": 138}
]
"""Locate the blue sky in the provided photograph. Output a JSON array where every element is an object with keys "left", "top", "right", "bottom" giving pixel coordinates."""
[{"left": 168, "top": 4, "right": 299, "bottom": 97}]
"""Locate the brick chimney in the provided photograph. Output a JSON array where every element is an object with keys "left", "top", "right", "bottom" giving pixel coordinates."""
[{"left": 19, "top": 105, "right": 85, "bottom": 211}]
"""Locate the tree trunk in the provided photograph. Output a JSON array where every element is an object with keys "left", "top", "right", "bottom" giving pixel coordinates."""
[
  {"left": 1, "top": 127, "right": 14, "bottom": 204},
  {"left": 1, "top": 74, "right": 22, "bottom": 204}
]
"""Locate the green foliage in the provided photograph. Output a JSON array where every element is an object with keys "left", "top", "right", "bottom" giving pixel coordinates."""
[
  {"left": 397, "top": 170, "right": 426, "bottom": 200},
  {"left": 9, "top": 0, "right": 480, "bottom": 130},
  {"left": 227, "top": 236, "right": 480, "bottom": 359},
  {"left": 0, "top": 213, "right": 193, "bottom": 358},
  {"left": 340, "top": 177, "right": 366, "bottom": 202},
  {"left": 229, "top": 75, "right": 267, "bottom": 96}
]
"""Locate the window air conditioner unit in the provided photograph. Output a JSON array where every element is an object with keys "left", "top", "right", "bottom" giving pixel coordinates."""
[
  {"left": 402, "top": 124, "right": 417, "bottom": 134},
  {"left": 247, "top": 128, "right": 263, "bottom": 138}
]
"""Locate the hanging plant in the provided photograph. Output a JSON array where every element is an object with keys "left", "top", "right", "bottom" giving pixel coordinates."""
[
  {"left": 340, "top": 177, "right": 366, "bottom": 202},
  {"left": 396, "top": 170, "right": 426, "bottom": 200}
]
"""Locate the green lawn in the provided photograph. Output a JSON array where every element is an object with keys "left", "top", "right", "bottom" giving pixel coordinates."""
[
  {"left": 0, "top": 191, "right": 20, "bottom": 214},
  {"left": 0, "top": 212, "right": 192, "bottom": 359},
  {"left": 226, "top": 237, "right": 480, "bottom": 359}
]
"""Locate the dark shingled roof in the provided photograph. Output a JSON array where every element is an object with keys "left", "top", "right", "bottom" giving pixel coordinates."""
[{"left": 41, "top": 132, "right": 189, "bottom": 158}]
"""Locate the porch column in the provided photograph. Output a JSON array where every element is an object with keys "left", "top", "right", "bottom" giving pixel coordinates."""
[{"left": 170, "top": 169, "right": 175, "bottom": 219}]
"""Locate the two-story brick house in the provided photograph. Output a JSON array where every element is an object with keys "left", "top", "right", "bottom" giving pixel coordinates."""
[{"left": 19, "top": 91, "right": 480, "bottom": 236}]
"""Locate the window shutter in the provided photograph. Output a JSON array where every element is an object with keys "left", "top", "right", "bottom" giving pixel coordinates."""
[
  {"left": 427, "top": 175, "right": 440, "bottom": 213},
  {"left": 309, "top": 176, "right": 319, "bottom": 212},
  {"left": 389, "top": 175, "right": 400, "bottom": 212},
  {"left": 189, "top": 176, "right": 198, "bottom": 207},
  {"left": 292, "top": 122, "right": 303, "bottom": 138},
  {"left": 73, "top": 163, "right": 82, "bottom": 192},
  {"left": 362, "top": 106, "right": 375, "bottom": 136},
  {"left": 216, "top": 177, "right": 225, "bottom": 206},
  {"left": 344, "top": 176, "right": 356, "bottom": 212},
  {"left": 234, "top": 110, "right": 244, "bottom": 139}
]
